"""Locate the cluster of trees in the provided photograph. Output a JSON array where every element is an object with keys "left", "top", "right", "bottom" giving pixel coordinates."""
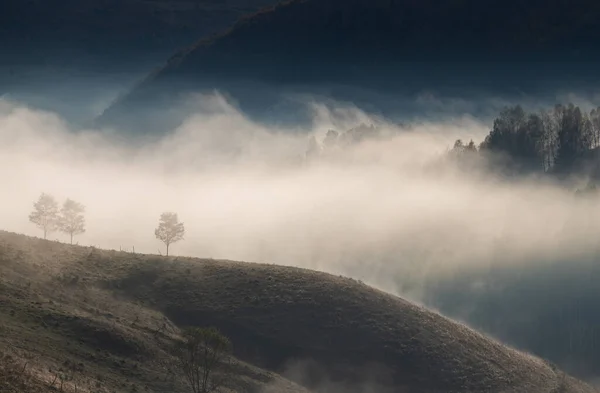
[
  {"left": 29, "top": 193, "right": 86, "bottom": 244},
  {"left": 29, "top": 193, "right": 187, "bottom": 256},
  {"left": 305, "top": 104, "right": 600, "bottom": 180},
  {"left": 452, "top": 103, "right": 600, "bottom": 176},
  {"left": 306, "top": 123, "right": 386, "bottom": 158}
]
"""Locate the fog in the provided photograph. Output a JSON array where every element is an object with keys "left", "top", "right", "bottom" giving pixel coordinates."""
[{"left": 2, "top": 93, "right": 600, "bottom": 298}]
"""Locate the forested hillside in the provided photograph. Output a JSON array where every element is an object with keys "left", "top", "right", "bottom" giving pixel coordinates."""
[
  {"left": 0, "top": 0, "right": 278, "bottom": 66},
  {"left": 448, "top": 104, "right": 600, "bottom": 178},
  {"left": 98, "top": 0, "right": 600, "bottom": 132}
]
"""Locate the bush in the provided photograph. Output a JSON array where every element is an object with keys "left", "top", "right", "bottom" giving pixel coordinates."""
[{"left": 175, "top": 327, "right": 232, "bottom": 393}]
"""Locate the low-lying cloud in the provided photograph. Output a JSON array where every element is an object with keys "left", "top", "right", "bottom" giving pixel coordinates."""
[{"left": 2, "top": 93, "right": 600, "bottom": 298}]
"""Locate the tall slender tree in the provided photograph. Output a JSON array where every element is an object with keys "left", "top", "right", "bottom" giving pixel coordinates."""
[
  {"left": 555, "top": 104, "right": 593, "bottom": 173},
  {"left": 589, "top": 107, "right": 600, "bottom": 149},
  {"left": 155, "top": 212, "right": 185, "bottom": 256},
  {"left": 58, "top": 199, "right": 86, "bottom": 245},
  {"left": 29, "top": 193, "right": 59, "bottom": 239},
  {"left": 480, "top": 105, "right": 545, "bottom": 173}
]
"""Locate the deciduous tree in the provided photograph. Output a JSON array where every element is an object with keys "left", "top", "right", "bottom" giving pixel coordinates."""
[
  {"left": 59, "top": 199, "right": 86, "bottom": 244},
  {"left": 155, "top": 212, "right": 185, "bottom": 256},
  {"left": 29, "top": 193, "right": 59, "bottom": 239}
]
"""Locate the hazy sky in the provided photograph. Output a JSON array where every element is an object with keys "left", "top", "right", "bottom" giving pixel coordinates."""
[{"left": 2, "top": 93, "right": 600, "bottom": 298}]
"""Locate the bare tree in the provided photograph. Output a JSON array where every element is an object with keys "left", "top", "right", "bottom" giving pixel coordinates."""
[
  {"left": 155, "top": 212, "right": 185, "bottom": 256},
  {"left": 29, "top": 193, "right": 59, "bottom": 239},
  {"left": 59, "top": 199, "right": 86, "bottom": 244},
  {"left": 175, "top": 327, "right": 232, "bottom": 393}
]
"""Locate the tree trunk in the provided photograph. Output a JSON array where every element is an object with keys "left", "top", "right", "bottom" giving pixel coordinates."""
[
  {"left": 166, "top": 243, "right": 169, "bottom": 256},
  {"left": 70, "top": 233, "right": 73, "bottom": 245}
]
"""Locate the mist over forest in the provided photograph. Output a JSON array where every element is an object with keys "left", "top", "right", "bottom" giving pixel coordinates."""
[
  {"left": 4, "top": 81, "right": 600, "bottom": 389},
  {"left": 4, "top": 0, "right": 600, "bottom": 391},
  {"left": 0, "top": 96, "right": 598, "bottom": 267}
]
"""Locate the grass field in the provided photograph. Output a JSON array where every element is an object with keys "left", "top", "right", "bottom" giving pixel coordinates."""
[{"left": 0, "top": 230, "right": 596, "bottom": 392}]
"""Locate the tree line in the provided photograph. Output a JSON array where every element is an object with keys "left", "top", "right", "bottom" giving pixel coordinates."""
[
  {"left": 305, "top": 103, "right": 600, "bottom": 180},
  {"left": 29, "top": 193, "right": 186, "bottom": 255},
  {"left": 451, "top": 103, "right": 600, "bottom": 177}
]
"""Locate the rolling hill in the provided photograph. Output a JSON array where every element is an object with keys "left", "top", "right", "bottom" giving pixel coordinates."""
[
  {"left": 0, "top": 230, "right": 596, "bottom": 393},
  {"left": 97, "top": 0, "right": 600, "bottom": 133}
]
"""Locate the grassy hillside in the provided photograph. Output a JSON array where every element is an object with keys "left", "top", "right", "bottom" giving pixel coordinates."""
[
  {"left": 0, "top": 231, "right": 309, "bottom": 393},
  {"left": 0, "top": 231, "right": 596, "bottom": 392}
]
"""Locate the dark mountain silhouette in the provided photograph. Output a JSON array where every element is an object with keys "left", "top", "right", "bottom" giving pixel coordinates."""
[
  {"left": 98, "top": 0, "right": 600, "bottom": 133},
  {"left": 0, "top": 0, "right": 280, "bottom": 125},
  {"left": 0, "top": 0, "right": 278, "bottom": 70}
]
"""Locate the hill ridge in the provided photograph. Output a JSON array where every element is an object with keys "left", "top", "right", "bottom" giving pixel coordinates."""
[
  {"left": 97, "top": 0, "right": 600, "bottom": 133},
  {"left": 0, "top": 230, "right": 596, "bottom": 392}
]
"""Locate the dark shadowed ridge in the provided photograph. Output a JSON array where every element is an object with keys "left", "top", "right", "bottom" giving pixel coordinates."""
[
  {"left": 0, "top": 231, "right": 596, "bottom": 393},
  {"left": 0, "top": 0, "right": 282, "bottom": 126},
  {"left": 0, "top": 0, "right": 279, "bottom": 69},
  {"left": 97, "top": 0, "right": 600, "bottom": 133}
]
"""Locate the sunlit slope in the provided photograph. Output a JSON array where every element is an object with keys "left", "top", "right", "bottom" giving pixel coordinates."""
[{"left": 0, "top": 231, "right": 595, "bottom": 392}]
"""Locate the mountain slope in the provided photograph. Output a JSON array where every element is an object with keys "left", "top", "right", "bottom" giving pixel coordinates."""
[
  {"left": 0, "top": 231, "right": 596, "bottom": 393},
  {"left": 0, "top": 0, "right": 279, "bottom": 69},
  {"left": 0, "top": 0, "right": 282, "bottom": 126},
  {"left": 98, "top": 0, "right": 600, "bottom": 132}
]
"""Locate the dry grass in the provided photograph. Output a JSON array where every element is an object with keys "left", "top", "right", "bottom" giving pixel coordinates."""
[
  {"left": 0, "top": 231, "right": 309, "bottom": 393},
  {"left": 0, "top": 352, "right": 35, "bottom": 393},
  {"left": 0, "top": 230, "right": 597, "bottom": 393}
]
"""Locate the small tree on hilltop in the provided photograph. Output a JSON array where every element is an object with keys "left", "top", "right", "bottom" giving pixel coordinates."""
[
  {"left": 155, "top": 212, "right": 185, "bottom": 256},
  {"left": 59, "top": 199, "right": 86, "bottom": 244},
  {"left": 175, "top": 327, "right": 232, "bottom": 393},
  {"left": 29, "top": 193, "right": 59, "bottom": 239}
]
